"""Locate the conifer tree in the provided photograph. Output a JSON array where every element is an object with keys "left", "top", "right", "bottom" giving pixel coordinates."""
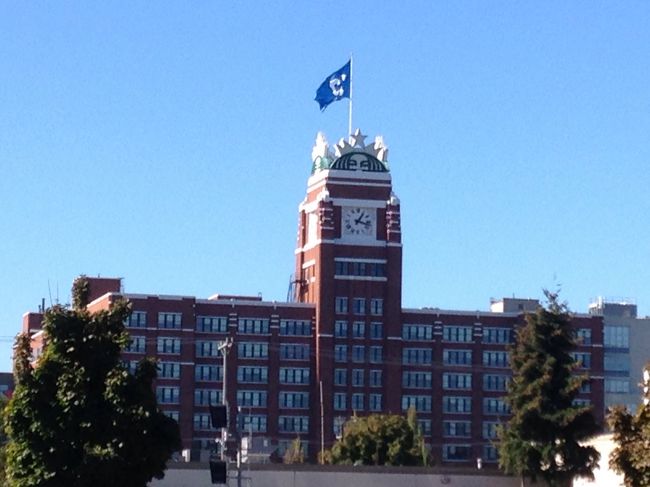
[
  {"left": 3, "top": 276, "right": 181, "bottom": 487},
  {"left": 497, "top": 290, "right": 600, "bottom": 487},
  {"left": 608, "top": 363, "right": 650, "bottom": 486}
]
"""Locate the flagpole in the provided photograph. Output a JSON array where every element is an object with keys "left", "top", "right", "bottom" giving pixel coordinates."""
[{"left": 348, "top": 54, "right": 353, "bottom": 139}]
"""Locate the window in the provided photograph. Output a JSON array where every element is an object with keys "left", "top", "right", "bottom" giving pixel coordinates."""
[
  {"left": 237, "top": 390, "right": 268, "bottom": 407},
  {"left": 352, "top": 322, "right": 365, "bottom": 338},
  {"left": 401, "top": 395, "right": 432, "bottom": 412},
  {"left": 195, "top": 365, "right": 222, "bottom": 382},
  {"left": 572, "top": 352, "right": 591, "bottom": 369},
  {"left": 353, "top": 298, "right": 366, "bottom": 315},
  {"left": 165, "top": 411, "right": 180, "bottom": 422},
  {"left": 334, "top": 393, "right": 347, "bottom": 410},
  {"left": 483, "top": 351, "right": 509, "bottom": 367},
  {"left": 483, "top": 327, "right": 512, "bottom": 344},
  {"left": 280, "top": 320, "right": 311, "bottom": 336},
  {"left": 158, "top": 362, "right": 181, "bottom": 379},
  {"left": 334, "top": 261, "right": 386, "bottom": 278},
  {"left": 196, "top": 315, "right": 228, "bottom": 333},
  {"left": 279, "top": 367, "right": 310, "bottom": 385},
  {"left": 369, "top": 346, "right": 383, "bottom": 363},
  {"left": 158, "top": 312, "right": 182, "bottom": 329},
  {"left": 352, "top": 369, "right": 364, "bottom": 387},
  {"left": 333, "top": 416, "right": 346, "bottom": 438},
  {"left": 123, "top": 360, "right": 138, "bottom": 374},
  {"left": 157, "top": 337, "right": 181, "bottom": 354},
  {"left": 580, "top": 381, "right": 592, "bottom": 393},
  {"left": 334, "top": 369, "right": 347, "bottom": 386},
  {"left": 604, "top": 326, "right": 630, "bottom": 349},
  {"left": 238, "top": 342, "right": 269, "bottom": 359},
  {"left": 334, "top": 321, "right": 348, "bottom": 338},
  {"left": 369, "top": 394, "right": 382, "bottom": 411},
  {"left": 443, "top": 444, "right": 471, "bottom": 461},
  {"left": 156, "top": 386, "right": 180, "bottom": 404},
  {"left": 335, "top": 297, "right": 348, "bottom": 314},
  {"left": 576, "top": 328, "right": 592, "bottom": 345},
  {"left": 443, "top": 396, "right": 472, "bottom": 414},
  {"left": 402, "top": 324, "right": 433, "bottom": 341},
  {"left": 280, "top": 343, "right": 310, "bottom": 361},
  {"left": 443, "top": 421, "right": 471, "bottom": 438},
  {"left": 483, "top": 374, "right": 509, "bottom": 392},
  {"left": 403, "top": 348, "right": 432, "bottom": 365},
  {"left": 370, "top": 322, "right": 383, "bottom": 339},
  {"left": 334, "top": 345, "right": 348, "bottom": 362},
  {"left": 238, "top": 318, "right": 269, "bottom": 334},
  {"left": 279, "top": 391, "right": 309, "bottom": 409},
  {"left": 239, "top": 414, "right": 267, "bottom": 433},
  {"left": 573, "top": 398, "right": 591, "bottom": 407},
  {"left": 605, "top": 379, "right": 630, "bottom": 393},
  {"left": 483, "top": 445, "right": 499, "bottom": 462},
  {"left": 278, "top": 416, "right": 309, "bottom": 433},
  {"left": 126, "top": 311, "right": 147, "bottom": 328},
  {"left": 442, "top": 373, "right": 472, "bottom": 390},
  {"left": 413, "top": 420, "right": 430, "bottom": 437},
  {"left": 196, "top": 340, "right": 221, "bottom": 358},
  {"left": 482, "top": 422, "right": 499, "bottom": 439},
  {"left": 483, "top": 398, "right": 510, "bottom": 415},
  {"left": 194, "top": 389, "right": 221, "bottom": 406},
  {"left": 193, "top": 413, "right": 212, "bottom": 430},
  {"left": 370, "top": 298, "right": 384, "bottom": 316},
  {"left": 369, "top": 370, "right": 382, "bottom": 388},
  {"left": 443, "top": 349, "right": 472, "bottom": 366},
  {"left": 443, "top": 326, "right": 473, "bottom": 343},
  {"left": 402, "top": 371, "right": 432, "bottom": 388},
  {"left": 237, "top": 366, "right": 268, "bottom": 384},
  {"left": 352, "top": 345, "right": 365, "bottom": 363},
  {"left": 351, "top": 393, "right": 364, "bottom": 411},
  {"left": 126, "top": 336, "right": 145, "bottom": 353},
  {"left": 604, "top": 354, "right": 631, "bottom": 375}
]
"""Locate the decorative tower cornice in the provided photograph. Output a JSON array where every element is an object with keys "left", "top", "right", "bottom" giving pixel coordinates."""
[{"left": 311, "top": 128, "right": 390, "bottom": 175}]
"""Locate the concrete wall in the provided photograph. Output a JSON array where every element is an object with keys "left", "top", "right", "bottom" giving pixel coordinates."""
[{"left": 150, "top": 464, "right": 520, "bottom": 487}]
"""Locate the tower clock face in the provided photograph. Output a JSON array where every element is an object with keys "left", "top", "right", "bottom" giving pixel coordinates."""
[{"left": 342, "top": 207, "right": 375, "bottom": 236}]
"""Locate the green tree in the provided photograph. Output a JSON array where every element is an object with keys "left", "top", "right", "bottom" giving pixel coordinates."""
[
  {"left": 608, "top": 363, "right": 650, "bottom": 486},
  {"left": 330, "top": 410, "right": 428, "bottom": 466},
  {"left": 3, "top": 276, "right": 181, "bottom": 487},
  {"left": 283, "top": 436, "right": 305, "bottom": 464},
  {"left": 497, "top": 290, "right": 600, "bottom": 487}
]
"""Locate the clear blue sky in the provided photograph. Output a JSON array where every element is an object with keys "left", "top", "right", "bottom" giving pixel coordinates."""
[{"left": 1, "top": 2, "right": 649, "bottom": 372}]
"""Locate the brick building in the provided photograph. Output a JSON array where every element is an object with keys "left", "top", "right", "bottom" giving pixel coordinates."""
[{"left": 22, "top": 130, "right": 604, "bottom": 465}]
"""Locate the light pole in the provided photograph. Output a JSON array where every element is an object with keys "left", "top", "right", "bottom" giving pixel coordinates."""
[{"left": 218, "top": 337, "right": 233, "bottom": 461}]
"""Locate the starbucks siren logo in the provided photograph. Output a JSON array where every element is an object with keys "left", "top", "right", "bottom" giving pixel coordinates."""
[{"left": 329, "top": 74, "right": 347, "bottom": 96}]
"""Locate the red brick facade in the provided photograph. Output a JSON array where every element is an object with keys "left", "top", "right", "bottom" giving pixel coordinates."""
[{"left": 22, "top": 132, "right": 604, "bottom": 464}]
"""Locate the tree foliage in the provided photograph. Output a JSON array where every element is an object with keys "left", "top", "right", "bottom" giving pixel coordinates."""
[
  {"left": 497, "top": 290, "right": 600, "bottom": 487},
  {"left": 283, "top": 436, "right": 305, "bottom": 464},
  {"left": 3, "top": 277, "right": 181, "bottom": 487},
  {"left": 608, "top": 363, "right": 650, "bottom": 486},
  {"left": 329, "top": 409, "right": 428, "bottom": 466}
]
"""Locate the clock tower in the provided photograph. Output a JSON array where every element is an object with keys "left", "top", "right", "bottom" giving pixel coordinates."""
[{"left": 294, "top": 129, "right": 402, "bottom": 445}]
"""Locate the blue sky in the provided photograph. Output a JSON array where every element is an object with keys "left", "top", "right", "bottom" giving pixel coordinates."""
[{"left": 1, "top": 2, "right": 649, "bottom": 372}]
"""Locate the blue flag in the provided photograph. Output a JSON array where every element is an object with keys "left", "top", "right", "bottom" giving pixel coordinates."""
[{"left": 315, "top": 61, "right": 351, "bottom": 111}]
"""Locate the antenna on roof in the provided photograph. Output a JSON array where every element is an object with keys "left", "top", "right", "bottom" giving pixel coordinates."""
[{"left": 47, "top": 280, "right": 53, "bottom": 307}]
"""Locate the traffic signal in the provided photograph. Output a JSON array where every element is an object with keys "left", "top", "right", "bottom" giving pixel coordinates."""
[
  {"left": 209, "top": 459, "right": 227, "bottom": 484},
  {"left": 209, "top": 404, "right": 228, "bottom": 429}
]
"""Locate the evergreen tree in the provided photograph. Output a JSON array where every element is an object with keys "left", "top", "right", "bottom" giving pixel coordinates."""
[
  {"left": 497, "top": 290, "right": 600, "bottom": 487},
  {"left": 330, "top": 410, "right": 428, "bottom": 466},
  {"left": 3, "top": 276, "right": 181, "bottom": 487},
  {"left": 608, "top": 363, "right": 650, "bottom": 486}
]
